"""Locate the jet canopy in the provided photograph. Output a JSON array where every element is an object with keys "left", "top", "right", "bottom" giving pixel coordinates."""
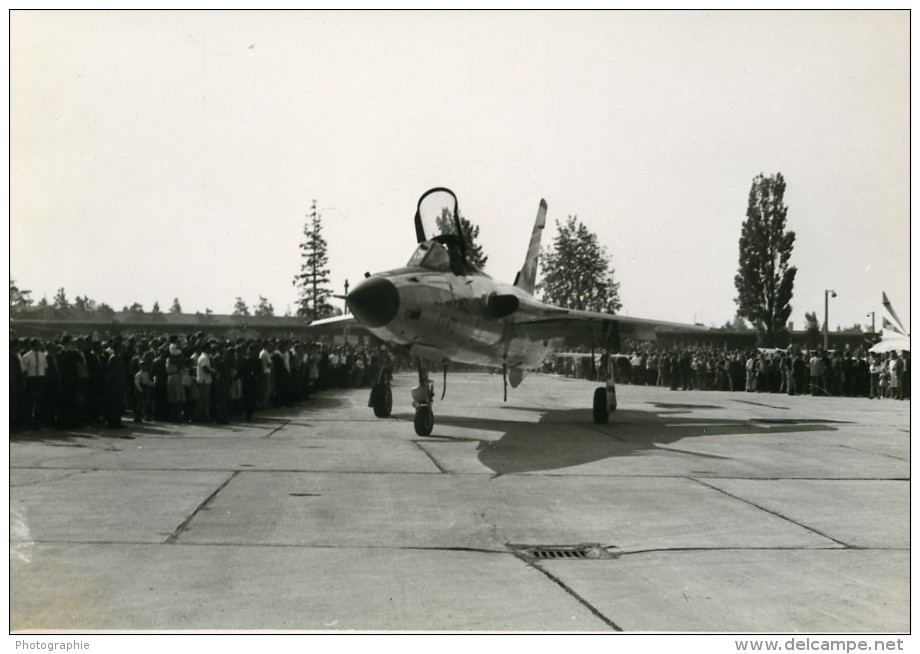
[
  {"left": 411, "top": 187, "right": 477, "bottom": 275},
  {"left": 407, "top": 240, "right": 453, "bottom": 272}
]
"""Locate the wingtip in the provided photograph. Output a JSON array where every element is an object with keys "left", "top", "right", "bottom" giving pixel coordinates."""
[{"left": 540, "top": 198, "right": 547, "bottom": 208}]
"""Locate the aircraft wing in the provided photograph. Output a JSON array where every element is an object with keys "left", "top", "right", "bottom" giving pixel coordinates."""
[
  {"left": 510, "top": 296, "right": 708, "bottom": 344},
  {"left": 306, "top": 314, "right": 359, "bottom": 328}
]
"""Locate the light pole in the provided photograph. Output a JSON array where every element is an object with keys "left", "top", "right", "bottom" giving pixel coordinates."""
[
  {"left": 866, "top": 311, "right": 875, "bottom": 335},
  {"left": 824, "top": 289, "right": 836, "bottom": 350},
  {"left": 343, "top": 279, "right": 350, "bottom": 343}
]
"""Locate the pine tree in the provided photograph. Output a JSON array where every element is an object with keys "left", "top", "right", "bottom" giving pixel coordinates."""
[
  {"left": 72, "top": 295, "right": 96, "bottom": 314},
  {"left": 233, "top": 297, "right": 250, "bottom": 317},
  {"left": 151, "top": 300, "right": 168, "bottom": 322},
  {"left": 538, "top": 216, "right": 621, "bottom": 313},
  {"left": 734, "top": 173, "right": 797, "bottom": 347},
  {"left": 293, "top": 200, "right": 334, "bottom": 320},
  {"left": 255, "top": 296, "right": 275, "bottom": 317},
  {"left": 52, "top": 288, "right": 70, "bottom": 311},
  {"left": 435, "top": 207, "right": 488, "bottom": 270},
  {"left": 169, "top": 298, "right": 182, "bottom": 314}
]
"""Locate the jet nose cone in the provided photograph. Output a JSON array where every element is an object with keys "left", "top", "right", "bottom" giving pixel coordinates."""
[{"left": 346, "top": 277, "right": 400, "bottom": 328}]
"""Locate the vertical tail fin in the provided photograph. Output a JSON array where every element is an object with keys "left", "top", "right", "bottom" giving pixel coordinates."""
[{"left": 513, "top": 199, "right": 547, "bottom": 294}]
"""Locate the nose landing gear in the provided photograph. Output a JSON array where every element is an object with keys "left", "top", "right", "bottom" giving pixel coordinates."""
[
  {"left": 413, "top": 403, "right": 434, "bottom": 436},
  {"left": 412, "top": 359, "right": 436, "bottom": 436}
]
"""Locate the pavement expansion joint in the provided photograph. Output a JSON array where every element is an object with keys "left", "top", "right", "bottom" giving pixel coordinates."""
[
  {"left": 412, "top": 440, "right": 447, "bottom": 473},
  {"left": 263, "top": 420, "right": 291, "bottom": 438},
  {"left": 164, "top": 471, "right": 239, "bottom": 544},
  {"left": 691, "top": 478, "right": 853, "bottom": 548},
  {"left": 10, "top": 470, "right": 88, "bottom": 488}
]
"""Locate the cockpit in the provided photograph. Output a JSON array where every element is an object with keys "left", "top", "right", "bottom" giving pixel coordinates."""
[
  {"left": 409, "top": 187, "right": 481, "bottom": 276},
  {"left": 407, "top": 238, "right": 471, "bottom": 275},
  {"left": 407, "top": 240, "right": 451, "bottom": 271}
]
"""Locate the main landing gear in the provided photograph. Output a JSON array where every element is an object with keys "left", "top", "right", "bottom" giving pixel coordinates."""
[
  {"left": 369, "top": 383, "right": 393, "bottom": 418},
  {"left": 592, "top": 352, "right": 618, "bottom": 424}
]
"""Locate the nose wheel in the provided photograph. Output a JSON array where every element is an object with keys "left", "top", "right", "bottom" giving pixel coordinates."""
[
  {"left": 412, "top": 357, "right": 437, "bottom": 436},
  {"left": 414, "top": 404, "right": 434, "bottom": 436}
]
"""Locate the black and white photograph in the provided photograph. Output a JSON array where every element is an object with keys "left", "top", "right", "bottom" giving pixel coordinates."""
[{"left": 9, "top": 9, "right": 910, "bottom": 645}]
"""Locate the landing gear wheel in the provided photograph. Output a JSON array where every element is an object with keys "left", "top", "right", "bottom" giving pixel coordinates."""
[
  {"left": 414, "top": 405, "right": 434, "bottom": 436},
  {"left": 371, "top": 384, "right": 393, "bottom": 418},
  {"left": 592, "top": 387, "right": 610, "bottom": 424}
]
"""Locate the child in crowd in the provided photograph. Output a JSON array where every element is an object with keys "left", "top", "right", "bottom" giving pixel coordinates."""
[{"left": 134, "top": 360, "right": 154, "bottom": 422}]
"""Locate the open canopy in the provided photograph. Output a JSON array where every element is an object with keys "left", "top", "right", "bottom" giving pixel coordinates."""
[{"left": 411, "top": 187, "right": 479, "bottom": 275}]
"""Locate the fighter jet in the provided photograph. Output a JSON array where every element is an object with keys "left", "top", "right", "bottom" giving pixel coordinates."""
[{"left": 311, "top": 187, "right": 703, "bottom": 436}]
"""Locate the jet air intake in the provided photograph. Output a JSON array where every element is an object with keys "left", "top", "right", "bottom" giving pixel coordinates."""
[
  {"left": 346, "top": 277, "right": 400, "bottom": 328},
  {"left": 485, "top": 293, "right": 520, "bottom": 319}
]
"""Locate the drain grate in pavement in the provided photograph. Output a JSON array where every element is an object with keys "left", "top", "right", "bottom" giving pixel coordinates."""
[{"left": 510, "top": 543, "right": 616, "bottom": 561}]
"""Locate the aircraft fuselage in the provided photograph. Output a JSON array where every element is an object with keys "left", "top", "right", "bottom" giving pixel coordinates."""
[{"left": 352, "top": 267, "right": 558, "bottom": 374}]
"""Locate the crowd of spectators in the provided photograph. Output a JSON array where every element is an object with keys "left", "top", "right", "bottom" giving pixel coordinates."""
[
  {"left": 11, "top": 333, "right": 910, "bottom": 434},
  {"left": 550, "top": 344, "right": 910, "bottom": 400},
  {"left": 10, "top": 330, "right": 397, "bottom": 433}
]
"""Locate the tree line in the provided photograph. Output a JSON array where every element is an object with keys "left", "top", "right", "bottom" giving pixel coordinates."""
[
  {"left": 9, "top": 281, "right": 286, "bottom": 321},
  {"left": 14, "top": 174, "right": 805, "bottom": 345}
]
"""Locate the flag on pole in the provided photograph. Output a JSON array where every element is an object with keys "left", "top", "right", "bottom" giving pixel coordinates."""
[
  {"left": 882, "top": 292, "right": 907, "bottom": 334},
  {"left": 882, "top": 317, "right": 904, "bottom": 335}
]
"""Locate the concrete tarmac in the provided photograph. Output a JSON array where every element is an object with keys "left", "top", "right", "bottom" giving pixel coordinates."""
[{"left": 9, "top": 373, "right": 910, "bottom": 632}]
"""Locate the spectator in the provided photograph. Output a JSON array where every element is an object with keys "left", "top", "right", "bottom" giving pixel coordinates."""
[
  {"left": 889, "top": 352, "right": 902, "bottom": 401},
  {"left": 57, "top": 335, "right": 83, "bottom": 428},
  {"left": 196, "top": 342, "right": 213, "bottom": 422},
  {"left": 134, "top": 360, "right": 154, "bottom": 422},
  {"left": 21, "top": 338, "right": 48, "bottom": 429},
  {"left": 105, "top": 339, "right": 127, "bottom": 429},
  {"left": 242, "top": 342, "right": 262, "bottom": 420},
  {"left": 259, "top": 340, "right": 273, "bottom": 408},
  {"left": 10, "top": 337, "right": 24, "bottom": 431}
]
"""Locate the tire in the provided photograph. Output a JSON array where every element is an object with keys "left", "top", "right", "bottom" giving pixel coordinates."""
[
  {"left": 414, "top": 405, "right": 434, "bottom": 436},
  {"left": 372, "top": 385, "right": 392, "bottom": 418},
  {"left": 593, "top": 387, "right": 609, "bottom": 424}
]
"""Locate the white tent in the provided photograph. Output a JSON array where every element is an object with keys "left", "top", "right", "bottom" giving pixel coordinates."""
[{"left": 869, "top": 328, "right": 910, "bottom": 353}]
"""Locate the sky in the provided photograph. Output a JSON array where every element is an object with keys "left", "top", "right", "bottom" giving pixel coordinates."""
[{"left": 9, "top": 10, "right": 911, "bottom": 333}]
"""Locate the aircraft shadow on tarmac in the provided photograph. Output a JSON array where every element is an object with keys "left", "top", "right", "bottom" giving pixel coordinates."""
[{"left": 395, "top": 405, "right": 846, "bottom": 475}]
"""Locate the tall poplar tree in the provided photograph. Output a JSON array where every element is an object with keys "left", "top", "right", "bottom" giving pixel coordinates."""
[
  {"left": 293, "top": 200, "right": 335, "bottom": 321},
  {"left": 538, "top": 215, "right": 621, "bottom": 313},
  {"left": 734, "top": 173, "right": 797, "bottom": 347}
]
